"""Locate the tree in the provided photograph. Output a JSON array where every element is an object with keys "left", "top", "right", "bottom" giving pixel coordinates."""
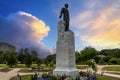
[
  {"left": 24, "top": 53, "right": 32, "bottom": 67},
  {"left": 100, "top": 49, "right": 120, "bottom": 58},
  {"left": 17, "top": 49, "right": 25, "bottom": 64},
  {"left": 117, "top": 58, "right": 120, "bottom": 65},
  {"left": 104, "top": 56, "right": 111, "bottom": 63},
  {"left": 109, "top": 58, "right": 118, "bottom": 64},
  {"left": 45, "top": 54, "right": 56, "bottom": 65},
  {"left": 0, "top": 51, "right": 3, "bottom": 63},
  {"left": 0, "top": 51, "right": 10, "bottom": 64},
  {"left": 6, "top": 51, "right": 17, "bottom": 67},
  {"left": 94, "top": 55, "right": 101, "bottom": 64},
  {"left": 80, "top": 47, "right": 98, "bottom": 60},
  {"left": 17, "top": 48, "right": 32, "bottom": 67},
  {"left": 36, "top": 58, "right": 41, "bottom": 67},
  {"left": 75, "top": 51, "right": 81, "bottom": 64},
  {"left": 24, "top": 48, "right": 29, "bottom": 53},
  {"left": 49, "top": 62, "right": 54, "bottom": 66},
  {"left": 31, "top": 50, "right": 38, "bottom": 63}
]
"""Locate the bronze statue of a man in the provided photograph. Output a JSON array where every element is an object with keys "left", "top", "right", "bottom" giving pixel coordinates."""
[{"left": 59, "top": 3, "right": 70, "bottom": 31}]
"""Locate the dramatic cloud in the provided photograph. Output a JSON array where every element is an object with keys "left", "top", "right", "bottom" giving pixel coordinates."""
[
  {"left": 71, "top": 0, "right": 120, "bottom": 49},
  {"left": 0, "top": 11, "right": 52, "bottom": 57}
]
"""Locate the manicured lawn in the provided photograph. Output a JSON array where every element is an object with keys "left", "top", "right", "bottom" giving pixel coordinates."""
[
  {"left": 39, "top": 65, "right": 89, "bottom": 69},
  {"left": 40, "top": 65, "right": 55, "bottom": 69},
  {"left": 96, "top": 75, "right": 119, "bottom": 80},
  {"left": 0, "top": 64, "right": 89, "bottom": 69},
  {"left": 0, "top": 64, "right": 9, "bottom": 68},
  {"left": 19, "top": 68, "right": 53, "bottom": 73},
  {"left": 17, "top": 64, "right": 55, "bottom": 68},
  {"left": 107, "top": 72, "right": 120, "bottom": 75},
  {"left": 19, "top": 68, "right": 29, "bottom": 72},
  {"left": 22, "top": 75, "right": 32, "bottom": 80},
  {"left": 19, "top": 65, "right": 89, "bottom": 73},
  {"left": 0, "top": 64, "right": 28, "bottom": 68},
  {"left": 103, "top": 66, "right": 120, "bottom": 72},
  {"left": 10, "top": 75, "right": 32, "bottom": 80},
  {"left": 20, "top": 75, "right": 119, "bottom": 80},
  {"left": 96, "top": 76, "right": 111, "bottom": 80},
  {"left": 14, "top": 64, "right": 27, "bottom": 68},
  {"left": 76, "top": 65, "right": 89, "bottom": 69}
]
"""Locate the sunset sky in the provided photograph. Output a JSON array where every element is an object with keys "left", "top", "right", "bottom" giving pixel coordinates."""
[{"left": 0, "top": 0, "right": 120, "bottom": 57}]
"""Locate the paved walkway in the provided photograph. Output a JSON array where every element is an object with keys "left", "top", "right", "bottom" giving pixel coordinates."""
[
  {"left": 0, "top": 68, "right": 47, "bottom": 80},
  {"left": 97, "top": 70, "right": 120, "bottom": 78},
  {"left": 0, "top": 65, "right": 120, "bottom": 80},
  {"left": 0, "top": 68, "right": 20, "bottom": 80},
  {"left": 96, "top": 65, "right": 120, "bottom": 79}
]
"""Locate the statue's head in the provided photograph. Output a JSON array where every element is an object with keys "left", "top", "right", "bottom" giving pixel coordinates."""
[{"left": 64, "top": 3, "right": 68, "bottom": 8}]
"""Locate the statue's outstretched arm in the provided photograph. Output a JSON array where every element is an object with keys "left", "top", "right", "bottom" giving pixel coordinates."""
[{"left": 59, "top": 8, "right": 64, "bottom": 18}]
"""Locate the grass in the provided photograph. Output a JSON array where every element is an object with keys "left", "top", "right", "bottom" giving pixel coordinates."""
[
  {"left": 19, "top": 68, "right": 53, "bottom": 73},
  {"left": 14, "top": 64, "right": 27, "bottom": 68},
  {"left": 19, "top": 65, "right": 89, "bottom": 73},
  {"left": 10, "top": 75, "right": 33, "bottom": 80},
  {"left": 76, "top": 65, "right": 89, "bottom": 69},
  {"left": 20, "top": 75, "right": 119, "bottom": 80},
  {"left": 107, "top": 72, "right": 120, "bottom": 75},
  {"left": 20, "top": 68, "right": 29, "bottom": 72},
  {"left": 17, "top": 64, "right": 55, "bottom": 68},
  {"left": 96, "top": 76, "right": 111, "bottom": 80},
  {"left": 96, "top": 75, "right": 119, "bottom": 80},
  {"left": 0, "top": 64, "right": 9, "bottom": 68},
  {"left": 0, "top": 64, "right": 28, "bottom": 68},
  {"left": 40, "top": 65, "right": 55, "bottom": 69},
  {"left": 0, "top": 64, "right": 90, "bottom": 73},
  {"left": 103, "top": 66, "right": 120, "bottom": 72},
  {"left": 22, "top": 75, "right": 32, "bottom": 80},
  {"left": 0, "top": 64, "right": 27, "bottom": 68},
  {"left": 0, "top": 64, "right": 89, "bottom": 69}
]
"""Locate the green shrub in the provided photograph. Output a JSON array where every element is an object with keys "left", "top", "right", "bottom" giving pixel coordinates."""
[
  {"left": 117, "top": 58, "right": 120, "bottom": 65},
  {"left": 109, "top": 58, "right": 118, "bottom": 64},
  {"left": 49, "top": 62, "right": 54, "bottom": 66}
]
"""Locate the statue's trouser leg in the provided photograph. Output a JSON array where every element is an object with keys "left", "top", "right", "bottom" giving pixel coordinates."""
[{"left": 65, "top": 21, "right": 69, "bottom": 31}]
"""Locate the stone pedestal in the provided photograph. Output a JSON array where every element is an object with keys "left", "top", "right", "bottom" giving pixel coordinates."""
[{"left": 53, "top": 20, "right": 79, "bottom": 77}]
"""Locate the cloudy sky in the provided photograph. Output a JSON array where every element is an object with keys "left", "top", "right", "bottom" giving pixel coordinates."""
[{"left": 0, "top": 0, "right": 120, "bottom": 57}]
